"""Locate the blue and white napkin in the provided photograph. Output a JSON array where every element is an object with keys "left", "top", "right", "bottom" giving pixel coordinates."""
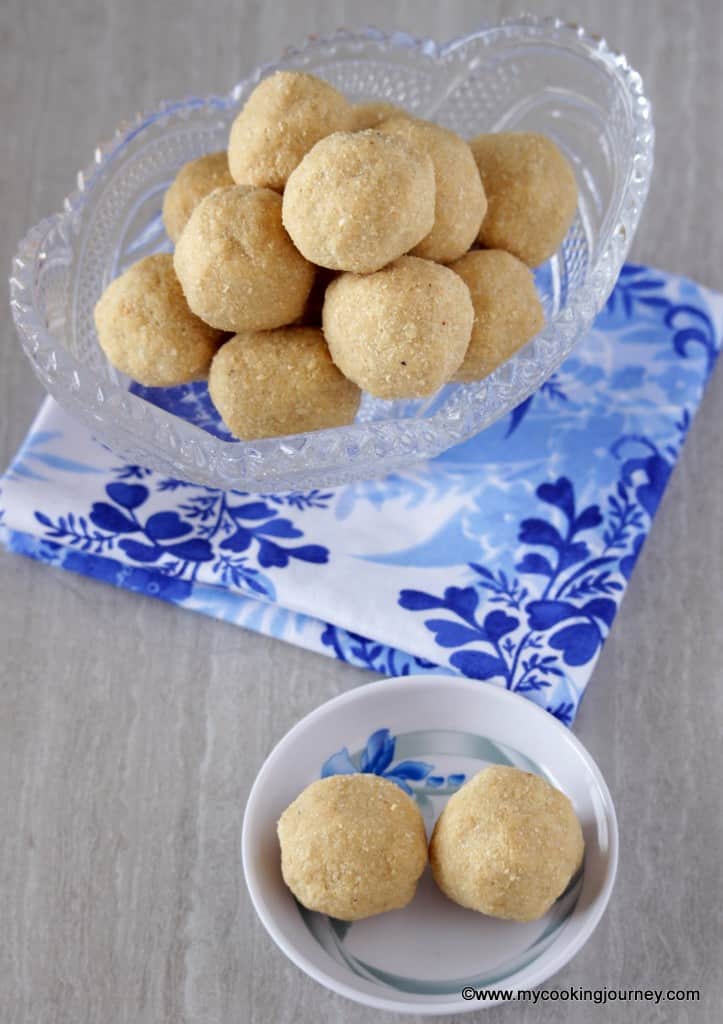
[{"left": 2, "top": 264, "right": 721, "bottom": 724}]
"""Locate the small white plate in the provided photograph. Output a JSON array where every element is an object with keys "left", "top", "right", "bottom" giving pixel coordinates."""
[{"left": 242, "top": 676, "right": 617, "bottom": 1014}]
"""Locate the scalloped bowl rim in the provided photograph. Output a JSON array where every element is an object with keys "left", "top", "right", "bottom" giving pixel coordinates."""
[{"left": 10, "top": 16, "right": 654, "bottom": 488}]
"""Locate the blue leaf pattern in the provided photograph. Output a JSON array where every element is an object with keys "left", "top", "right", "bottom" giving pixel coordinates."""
[
  {"left": 549, "top": 623, "right": 601, "bottom": 666},
  {"left": 106, "top": 482, "right": 148, "bottom": 509},
  {"left": 29, "top": 476, "right": 331, "bottom": 595},
  {"left": 145, "top": 511, "right": 191, "bottom": 540},
  {"left": 450, "top": 650, "right": 509, "bottom": 680},
  {"left": 89, "top": 502, "right": 138, "bottom": 534},
  {"left": 395, "top": 449, "right": 695, "bottom": 698}
]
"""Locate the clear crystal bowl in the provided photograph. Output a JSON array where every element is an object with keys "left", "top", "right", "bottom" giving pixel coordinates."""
[{"left": 10, "top": 17, "right": 653, "bottom": 491}]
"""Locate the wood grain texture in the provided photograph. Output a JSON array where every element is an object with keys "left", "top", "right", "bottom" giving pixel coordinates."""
[{"left": 1, "top": 1, "right": 721, "bottom": 1022}]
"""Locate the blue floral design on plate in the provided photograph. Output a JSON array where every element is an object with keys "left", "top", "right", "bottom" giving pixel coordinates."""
[{"left": 321, "top": 728, "right": 466, "bottom": 796}]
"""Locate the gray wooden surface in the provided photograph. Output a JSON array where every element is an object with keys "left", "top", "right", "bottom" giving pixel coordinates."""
[{"left": 1, "top": 1, "right": 721, "bottom": 1022}]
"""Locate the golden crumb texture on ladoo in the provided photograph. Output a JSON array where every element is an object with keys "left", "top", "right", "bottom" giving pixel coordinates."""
[
  {"left": 228, "top": 71, "right": 352, "bottom": 191},
  {"left": 429, "top": 765, "right": 584, "bottom": 922},
  {"left": 379, "top": 116, "right": 487, "bottom": 263},
  {"left": 282, "top": 130, "right": 436, "bottom": 274},
  {"left": 208, "top": 327, "right": 361, "bottom": 440},
  {"left": 173, "top": 185, "right": 315, "bottom": 333},
  {"left": 350, "top": 100, "right": 410, "bottom": 131},
  {"left": 470, "top": 132, "right": 578, "bottom": 267},
  {"left": 323, "top": 255, "right": 473, "bottom": 399},
  {"left": 162, "top": 152, "right": 234, "bottom": 243},
  {"left": 277, "top": 774, "right": 428, "bottom": 921},
  {"left": 93, "top": 254, "right": 223, "bottom": 387},
  {"left": 450, "top": 249, "right": 544, "bottom": 382}
]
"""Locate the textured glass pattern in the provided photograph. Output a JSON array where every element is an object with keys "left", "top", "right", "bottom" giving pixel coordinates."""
[{"left": 10, "top": 18, "right": 654, "bottom": 490}]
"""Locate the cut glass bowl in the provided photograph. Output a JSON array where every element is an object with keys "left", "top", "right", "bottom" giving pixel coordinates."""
[{"left": 10, "top": 17, "right": 654, "bottom": 490}]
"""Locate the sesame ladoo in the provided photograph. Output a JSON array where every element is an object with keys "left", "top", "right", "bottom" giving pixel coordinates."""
[
  {"left": 379, "top": 116, "right": 487, "bottom": 263},
  {"left": 430, "top": 766, "right": 584, "bottom": 922},
  {"left": 228, "top": 71, "right": 352, "bottom": 191},
  {"left": 208, "top": 327, "right": 361, "bottom": 440},
  {"left": 277, "top": 774, "right": 428, "bottom": 921},
  {"left": 94, "top": 254, "right": 222, "bottom": 386},
  {"left": 282, "top": 130, "right": 435, "bottom": 274},
  {"left": 174, "top": 185, "right": 315, "bottom": 333},
  {"left": 470, "top": 131, "right": 578, "bottom": 267},
  {"left": 322, "top": 255, "right": 473, "bottom": 399},
  {"left": 450, "top": 249, "right": 544, "bottom": 381},
  {"left": 162, "top": 152, "right": 234, "bottom": 243}
]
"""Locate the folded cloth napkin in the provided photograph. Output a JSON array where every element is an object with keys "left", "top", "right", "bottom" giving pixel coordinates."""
[{"left": 2, "top": 264, "right": 721, "bottom": 724}]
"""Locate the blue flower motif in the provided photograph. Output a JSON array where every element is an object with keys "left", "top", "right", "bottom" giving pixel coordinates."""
[
  {"left": 85, "top": 484, "right": 214, "bottom": 565},
  {"left": 396, "top": 461, "right": 673, "bottom": 698},
  {"left": 34, "top": 468, "right": 330, "bottom": 591},
  {"left": 321, "top": 729, "right": 463, "bottom": 796},
  {"left": 219, "top": 500, "right": 328, "bottom": 568}
]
